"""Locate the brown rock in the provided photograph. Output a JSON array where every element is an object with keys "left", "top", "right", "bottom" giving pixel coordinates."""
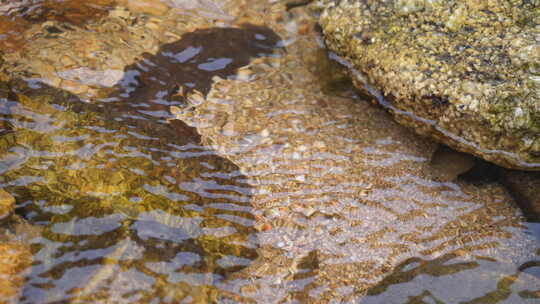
[
  {"left": 427, "top": 145, "right": 477, "bottom": 182},
  {"left": 0, "top": 243, "right": 32, "bottom": 301},
  {"left": 500, "top": 170, "right": 540, "bottom": 221},
  {"left": 0, "top": 1, "right": 114, "bottom": 26},
  {"left": 0, "top": 15, "right": 30, "bottom": 52},
  {"left": 117, "top": 0, "right": 169, "bottom": 16},
  {"left": 0, "top": 189, "right": 14, "bottom": 222},
  {"left": 0, "top": 0, "right": 115, "bottom": 52}
]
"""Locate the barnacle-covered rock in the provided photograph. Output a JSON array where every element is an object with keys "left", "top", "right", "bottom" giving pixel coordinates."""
[{"left": 318, "top": 0, "right": 540, "bottom": 170}]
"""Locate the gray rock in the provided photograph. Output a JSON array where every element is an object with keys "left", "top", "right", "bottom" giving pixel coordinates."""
[{"left": 318, "top": 0, "right": 540, "bottom": 170}]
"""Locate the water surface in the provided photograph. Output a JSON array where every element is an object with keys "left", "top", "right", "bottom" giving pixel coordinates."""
[{"left": 0, "top": 0, "right": 538, "bottom": 303}]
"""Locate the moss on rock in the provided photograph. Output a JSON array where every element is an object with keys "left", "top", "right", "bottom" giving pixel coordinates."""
[{"left": 318, "top": 0, "right": 540, "bottom": 170}]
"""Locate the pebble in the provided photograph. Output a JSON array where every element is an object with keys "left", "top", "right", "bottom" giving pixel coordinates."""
[
  {"left": 60, "top": 55, "right": 77, "bottom": 67},
  {"left": 59, "top": 79, "right": 89, "bottom": 95},
  {"left": 117, "top": 0, "right": 169, "bottom": 16},
  {"left": 296, "top": 145, "right": 308, "bottom": 152},
  {"left": 303, "top": 206, "right": 316, "bottom": 217},
  {"left": 236, "top": 68, "right": 253, "bottom": 81},
  {"left": 260, "top": 129, "right": 270, "bottom": 137},
  {"left": 429, "top": 146, "right": 476, "bottom": 182},
  {"left": 264, "top": 208, "right": 280, "bottom": 219}
]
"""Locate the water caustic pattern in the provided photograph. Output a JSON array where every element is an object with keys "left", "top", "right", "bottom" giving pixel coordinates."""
[
  {"left": 0, "top": 0, "right": 115, "bottom": 52},
  {"left": 180, "top": 67, "right": 540, "bottom": 302},
  {"left": 107, "top": 24, "right": 280, "bottom": 125},
  {"left": 0, "top": 5, "right": 281, "bottom": 303},
  {"left": 171, "top": 1, "right": 540, "bottom": 303},
  {"left": 0, "top": 78, "right": 262, "bottom": 303},
  {"left": 0, "top": 0, "right": 538, "bottom": 303}
]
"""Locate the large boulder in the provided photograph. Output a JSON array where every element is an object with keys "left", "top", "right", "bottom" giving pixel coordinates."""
[{"left": 318, "top": 0, "right": 540, "bottom": 170}]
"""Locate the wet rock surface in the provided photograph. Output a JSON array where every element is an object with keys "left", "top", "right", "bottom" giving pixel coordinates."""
[{"left": 317, "top": 0, "right": 540, "bottom": 171}]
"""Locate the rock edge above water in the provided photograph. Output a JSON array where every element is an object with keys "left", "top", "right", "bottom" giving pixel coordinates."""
[{"left": 318, "top": 0, "right": 540, "bottom": 170}]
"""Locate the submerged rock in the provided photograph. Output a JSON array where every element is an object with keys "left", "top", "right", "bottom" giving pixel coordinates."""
[
  {"left": 0, "top": 8, "right": 282, "bottom": 299},
  {"left": 0, "top": 243, "right": 31, "bottom": 301},
  {"left": 318, "top": 0, "right": 540, "bottom": 170},
  {"left": 426, "top": 145, "right": 476, "bottom": 182},
  {"left": 170, "top": 3, "right": 540, "bottom": 300},
  {"left": 500, "top": 170, "right": 540, "bottom": 221},
  {"left": 0, "top": 189, "right": 14, "bottom": 221},
  {"left": 113, "top": 23, "right": 281, "bottom": 111},
  {"left": 0, "top": 75, "right": 261, "bottom": 303}
]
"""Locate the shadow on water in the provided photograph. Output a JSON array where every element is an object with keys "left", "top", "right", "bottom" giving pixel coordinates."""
[
  {"left": 99, "top": 24, "right": 281, "bottom": 127},
  {"left": 459, "top": 160, "right": 540, "bottom": 224},
  {"left": 0, "top": 24, "right": 281, "bottom": 303}
]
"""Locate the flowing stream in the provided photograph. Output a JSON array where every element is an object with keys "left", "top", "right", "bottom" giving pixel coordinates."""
[{"left": 0, "top": 0, "right": 538, "bottom": 303}]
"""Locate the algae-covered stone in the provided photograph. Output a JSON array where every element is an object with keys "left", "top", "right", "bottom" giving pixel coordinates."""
[
  {"left": 0, "top": 188, "right": 14, "bottom": 221},
  {"left": 318, "top": 0, "right": 540, "bottom": 170}
]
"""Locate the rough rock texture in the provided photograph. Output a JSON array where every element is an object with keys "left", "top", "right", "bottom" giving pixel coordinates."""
[{"left": 318, "top": 0, "right": 540, "bottom": 170}]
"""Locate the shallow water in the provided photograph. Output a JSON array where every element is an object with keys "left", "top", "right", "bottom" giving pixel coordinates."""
[
  {"left": 0, "top": 78, "right": 263, "bottom": 303},
  {"left": 0, "top": 0, "right": 539, "bottom": 303}
]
